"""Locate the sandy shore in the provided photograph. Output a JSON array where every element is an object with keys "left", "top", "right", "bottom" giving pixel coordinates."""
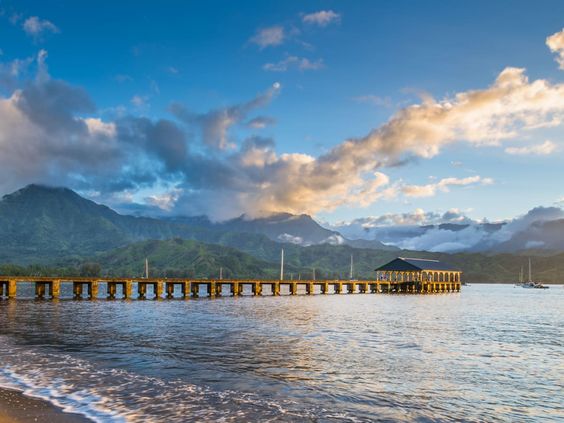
[{"left": 0, "top": 387, "right": 92, "bottom": 423}]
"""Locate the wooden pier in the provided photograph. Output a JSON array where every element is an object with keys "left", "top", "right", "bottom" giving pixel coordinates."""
[
  {"left": 0, "top": 276, "right": 461, "bottom": 300},
  {"left": 0, "top": 258, "right": 462, "bottom": 300}
]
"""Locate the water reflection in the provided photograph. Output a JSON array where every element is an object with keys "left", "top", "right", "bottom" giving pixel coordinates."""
[{"left": 0, "top": 285, "right": 562, "bottom": 422}]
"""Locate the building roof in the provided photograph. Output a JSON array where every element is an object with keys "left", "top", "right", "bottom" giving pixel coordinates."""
[{"left": 374, "top": 257, "right": 460, "bottom": 272}]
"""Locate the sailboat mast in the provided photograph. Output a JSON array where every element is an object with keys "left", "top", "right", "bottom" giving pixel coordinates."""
[
  {"left": 350, "top": 254, "right": 354, "bottom": 280},
  {"left": 145, "top": 258, "right": 149, "bottom": 279},
  {"left": 519, "top": 266, "right": 523, "bottom": 283},
  {"left": 280, "top": 249, "right": 284, "bottom": 281},
  {"left": 528, "top": 258, "right": 532, "bottom": 283}
]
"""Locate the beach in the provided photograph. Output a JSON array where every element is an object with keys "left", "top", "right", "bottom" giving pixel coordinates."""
[{"left": 0, "top": 387, "right": 91, "bottom": 423}]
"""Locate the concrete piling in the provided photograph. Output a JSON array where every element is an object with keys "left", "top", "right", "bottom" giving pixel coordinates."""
[{"left": 0, "top": 276, "right": 463, "bottom": 300}]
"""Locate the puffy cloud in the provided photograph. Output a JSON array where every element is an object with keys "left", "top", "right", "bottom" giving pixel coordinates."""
[
  {"left": 302, "top": 10, "right": 341, "bottom": 27},
  {"left": 401, "top": 176, "right": 493, "bottom": 198},
  {"left": 0, "top": 50, "right": 186, "bottom": 200},
  {"left": 334, "top": 208, "right": 473, "bottom": 230},
  {"left": 489, "top": 206, "right": 564, "bottom": 243},
  {"left": 329, "top": 206, "right": 564, "bottom": 253},
  {"left": 2, "top": 31, "right": 564, "bottom": 220},
  {"left": 224, "top": 65, "right": 563, "bottom": 217},
  {"left": 263, "top": 56, "right": 324, "bottom": 72},
  {"left": 22, "top": 16, "right": 59, "bottom": 40},
  {"left": 547, "top": 28, "right": 564, "bottom": 69},
  {"left": 277, "top": 233, "right": 304, "bottom": 245},
  {"left": 504, "top": 140, "right": 557, "bottom": 155},
  {"left": 170, "top": 83, "right": 280, "bottom": 150},
  {"left": 325, "top": 208, "right": 475, "bottom": 241},
  {"left": 0, "top": 84, "right": 121, "bottom": 193},
  {"left": 84, "top": 118, "right": 116, "bottom": 138},
  {"left": 250, "top": 26, "right": 285, "bottom": 49},
  {"left": 322, "top": 234, "right": 346, "bottom": 245},
  {"left": 144, "top": 188, "right": 182, "bottom": 211},
  {"left": 394, "top": 224, "right": 491, "bottom": 252}
]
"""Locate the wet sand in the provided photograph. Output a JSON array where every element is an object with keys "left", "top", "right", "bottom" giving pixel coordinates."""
[{"left": 0, "top": 387, "right": 92, "bottom": 423}]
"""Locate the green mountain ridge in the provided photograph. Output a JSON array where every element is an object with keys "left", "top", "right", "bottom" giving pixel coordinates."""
[
  {"left": 1, "top": 185, "right": 564, "bottom": 283},
  {"left": 2, "top": 237, "right": 564, "bottom": 283},
  {"left": 0, "top": 184, "right": 292, "bottom": 263}
]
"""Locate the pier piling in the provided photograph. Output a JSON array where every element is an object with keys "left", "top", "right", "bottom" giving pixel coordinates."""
[{"left": 0, "top": 272, "right": 462, "bottom": 301}]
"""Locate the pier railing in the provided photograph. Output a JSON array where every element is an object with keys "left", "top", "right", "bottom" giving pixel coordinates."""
[{"left": 0, "top": 277, "right": 461, "bottom": 299}]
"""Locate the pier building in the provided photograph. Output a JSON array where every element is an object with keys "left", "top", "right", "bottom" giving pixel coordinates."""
[{"left": 374, "top": 257, "right": 462, "bottom": 293}]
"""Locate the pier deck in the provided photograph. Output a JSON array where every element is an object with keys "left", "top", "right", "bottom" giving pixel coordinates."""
[{"left": 0, "top": 276, "right": 461, "bottom": 299}]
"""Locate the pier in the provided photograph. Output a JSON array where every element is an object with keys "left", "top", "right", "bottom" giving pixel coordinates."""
[
  {"left": 0, "top": 277, "right": 460, "bottom": 300},
  {"left": 0, "top": 258, "right": 462, "bottom": 300}
]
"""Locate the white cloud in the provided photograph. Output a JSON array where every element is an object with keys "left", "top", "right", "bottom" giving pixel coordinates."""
[
  {"left": 302, "top": 10, "right": 341, "bottom": 27},
  {"left": 83, "top": 118, "right": 117, "bottom": 138},
  {"left": 250, "top": 26, "right": 285, "bottom": 49},
  {"left": 401, "top": 176, "right": 493, "bottom": 198},
  {"left": 322, "top": 234, "right": 345, "bottom": 245},
  {"left": 174, "top": 61, "right": 564, "bottom": 218},
  {"left": 504, "top": 140, "right": 557, "bottom": 155},
  {"left": 263, "top": 56, "right": 324, "bottom": 72},
  {"left": 277, "top": 233, "right": 304, "bottom": 245},
  {"left": 329, "top": 206, "right": 564, "bottom": 253},
  {"left": 144, "top": 188, "right": 182, "bottom": 211},
  {"left": 547, "top": 28, "right": 564, "bottom": 69},
  {"left": 22, "top": 16, "right": 59, "bottom": 39},
  {"left": 374, "top": 208, "right": 470, "bottom": 227},
  {"left": 2, "top": 32, "right": 564, "bottom": 221}
]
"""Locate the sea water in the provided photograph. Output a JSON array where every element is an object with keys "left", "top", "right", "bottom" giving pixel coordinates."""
[{"left": 0, "top": 284, "right": 562, "bottom": 422}]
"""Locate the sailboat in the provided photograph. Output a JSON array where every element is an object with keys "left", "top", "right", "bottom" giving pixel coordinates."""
[
  {"left": 521, "top": 258, "right": 549, "bottom": 289},
  {"left": 515, "top": 266, "right": 524, "bottom": 287}
]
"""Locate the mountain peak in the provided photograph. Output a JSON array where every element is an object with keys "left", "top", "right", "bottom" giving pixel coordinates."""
[{"left": 4, "top": 184, "right": 78, "bottom": 200}]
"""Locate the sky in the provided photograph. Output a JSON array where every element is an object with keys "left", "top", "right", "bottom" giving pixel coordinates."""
[{"left": 1, "top": 0, "right": 564, "bottom": 225}]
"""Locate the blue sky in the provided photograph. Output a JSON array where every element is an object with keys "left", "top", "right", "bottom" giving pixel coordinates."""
[{"left": 1, "top": 0, "right": 564, "bottom": 224}]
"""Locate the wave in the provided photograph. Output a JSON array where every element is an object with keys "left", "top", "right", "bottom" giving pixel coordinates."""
[{"left": 0, "top": 335, "right": 337, "bottom": 423}]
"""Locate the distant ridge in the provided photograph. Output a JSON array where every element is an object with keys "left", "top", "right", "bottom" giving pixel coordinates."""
[
  {"left": 0, "top": 184, "right": 200, "bottom": 262},
  {"left": 0, "top": 184, "right": 393, "bottom": 265}
]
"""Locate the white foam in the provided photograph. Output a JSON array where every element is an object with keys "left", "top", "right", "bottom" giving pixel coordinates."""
[{"left": 0, "top": 335, "right": 325, "bottom": 422}]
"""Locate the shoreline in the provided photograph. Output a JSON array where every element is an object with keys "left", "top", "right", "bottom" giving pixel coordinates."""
[{"left": 0, "top": 386, "right": 92, "bottom": 423}]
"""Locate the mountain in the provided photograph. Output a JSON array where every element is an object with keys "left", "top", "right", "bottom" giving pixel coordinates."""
[
  {"left": 171, "top": 212, "right": 341, "bottom": 245},
  {"left": 87, "top": 238, "right": 281, "bottom": 279},
  {"left": 490, "top": 219, "right": 564, "bottom": 253},
  {"left": 0, "top": 185, "right": 389, "bottom": 265},
  {"left": 3, "top": 238, "right": 564, "bottom": 283},
  {"left": 2, "top": 184, "right": 564, "bottom": 283},
  {"left": 0, "top": 185, "right": 217, "bottom": 263},
  {"left": 171, "top": 212, "right": 395, "bottom": 250}
]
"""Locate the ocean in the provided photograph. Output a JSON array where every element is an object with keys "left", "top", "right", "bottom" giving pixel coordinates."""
[{"left": 0, "top": 284, "right": 562, "bottom": 422}]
